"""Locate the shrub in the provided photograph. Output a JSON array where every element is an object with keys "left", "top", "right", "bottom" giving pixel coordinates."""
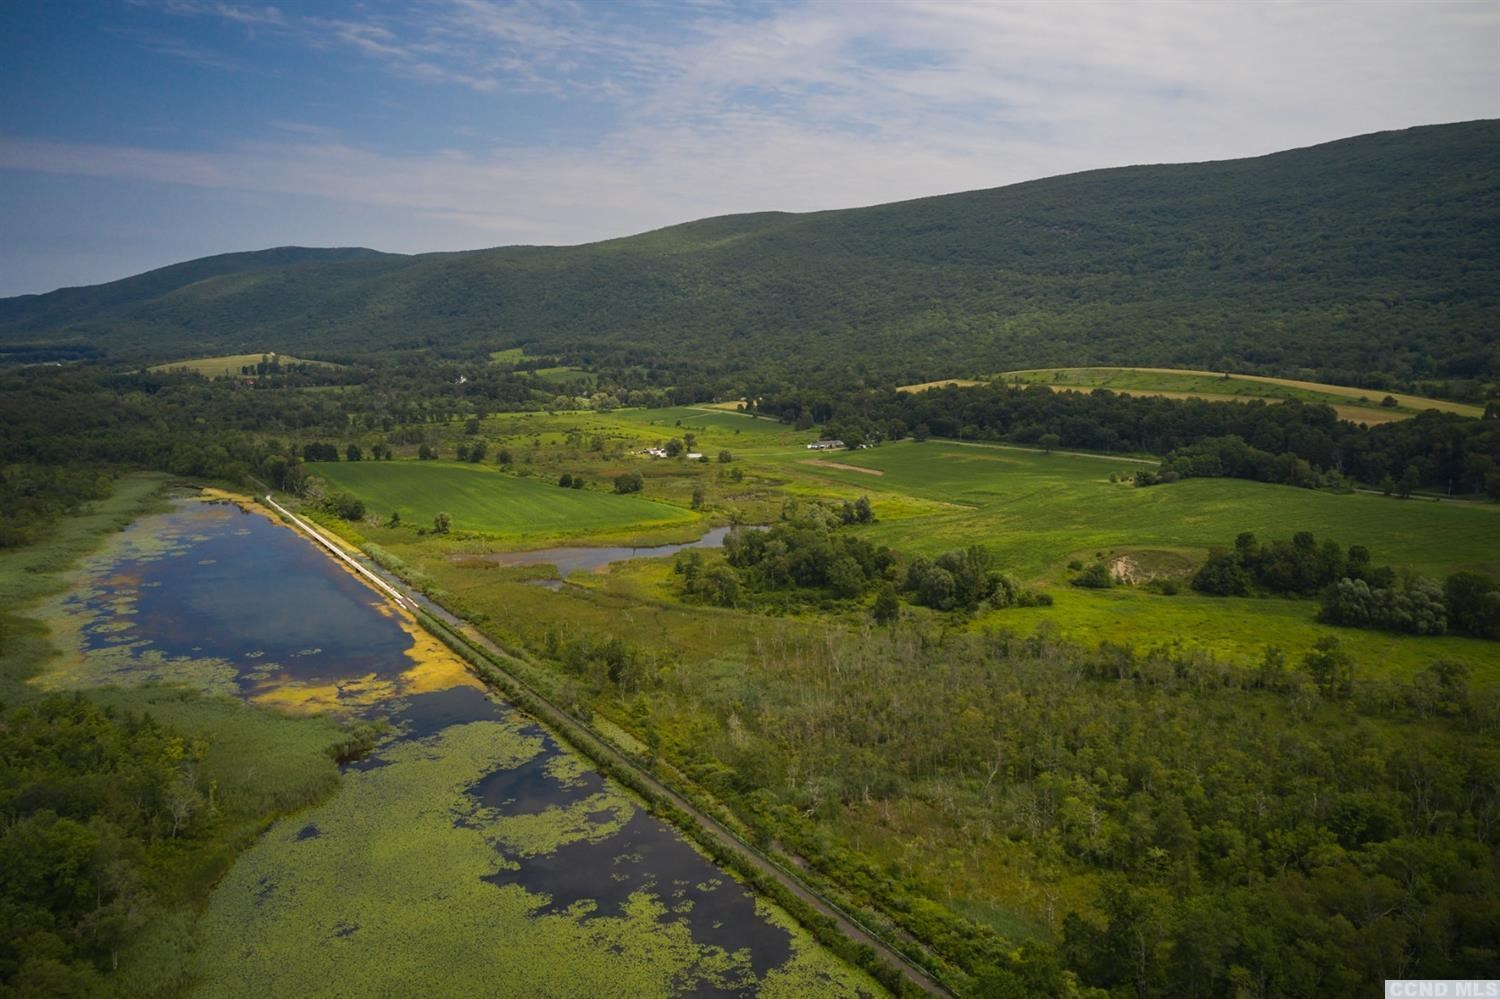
[
  {"left": 1192, "top": 551, "right": 1250, "bottom": 596},
  {"left": 1072, "top": 562, "right": 1113, "bottom": 588}
]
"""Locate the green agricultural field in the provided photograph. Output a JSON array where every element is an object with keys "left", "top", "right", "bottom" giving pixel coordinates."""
[
  {"left": 148, "top": 352, "right": 339, "bottom": 377},
  {"left": 751, "top": 439, "right": 1500, "bottom": 679},
  {"left": 351, "top": 427, "right": 1500, "bottom": 682},
  {"left": 331, "top": 424, "right": 1499, "bottom": 682},
  {"left": 783, "top": 440, "right": 1499, "bottom": 576},
  {"left": 466, "top": 406, "right": 794, "bottom": 453},
  {"left": 999, "top": 366, "right": 1483, "bottom": 420},
  {"left": 312, "top": 460, "right": 701, "bottom": 541},
  {"left": 608, "top": 405, "right": 806, "bottom": 449},
  {"left": 531, "top": 365, "right": 594, "bottom": 386}
]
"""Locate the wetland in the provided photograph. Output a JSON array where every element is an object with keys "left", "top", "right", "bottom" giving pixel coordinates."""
[{"left": 36, "top": 495, "right": 878, "bottom": 997}]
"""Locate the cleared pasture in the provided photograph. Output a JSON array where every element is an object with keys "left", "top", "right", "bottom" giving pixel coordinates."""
[
  {"left": 792, "top": 440, "right": 1498, "bottom": 579},
  {"left": 999, "top": 366, "right": 1482, "bottom": 418},
  {"left": 531, "top": 365, "right": 594, "bottom": 385},
  {"left": 896, "top": 378, "right": 985, "bottom": 393},
  {"left": 316, "top": 412, "right": 1499, "bottom": 682},
  {"left": 770, "top": 440, "right": 1500, "bottom": 678},
  {"left": 149, "top": 352, "right": 338, "bottom": 377},
  {"left": 995, "top": 583, "right": 1500, "bottom": 683},
  {"left": 608, "top": 405, "right": 804, "bottom": 447},
  {"left": 311, "top": 461, "right": 699, "bottom": 540}
]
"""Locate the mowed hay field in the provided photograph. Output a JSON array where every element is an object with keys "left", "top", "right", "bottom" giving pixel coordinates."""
[{"left": 311, "top": 461, "right": 699, "bottom": 540}]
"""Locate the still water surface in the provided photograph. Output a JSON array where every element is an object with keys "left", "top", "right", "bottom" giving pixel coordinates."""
[
  {"left": 56, "top": 498, "right": 868, "bottom": 996},
  {"left": 484, "top": 524, "right": 740, "bottom": 577}
]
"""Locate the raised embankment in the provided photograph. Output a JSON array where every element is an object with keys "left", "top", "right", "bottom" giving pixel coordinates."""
[{"left": 260, "top": 492, "right": 951, "bottom": 997}]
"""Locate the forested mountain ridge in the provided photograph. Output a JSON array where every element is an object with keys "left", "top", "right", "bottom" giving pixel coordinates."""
[
  {"left": 0, "top": 247, "right": 401, "bottom": 344},
  {"left": 2, "top": 120, "right": 1496, "bottom": 383}
]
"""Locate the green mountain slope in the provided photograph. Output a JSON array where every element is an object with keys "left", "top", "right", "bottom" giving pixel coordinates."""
[{"left": 2, "top": 121, "right": 1496, "bottom": 382}]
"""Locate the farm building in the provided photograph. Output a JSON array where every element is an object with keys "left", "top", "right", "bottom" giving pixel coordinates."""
[{"left": 806, "top": 439, "right": 845, "bottom": 451}]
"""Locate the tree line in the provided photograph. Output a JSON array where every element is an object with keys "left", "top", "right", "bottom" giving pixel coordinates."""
[
  {"left": 1191, "top": 531, "right": 1500, "bottom": 639},
  {"left": 752, "top": 381, "right": 1500, "bottom": 496}
]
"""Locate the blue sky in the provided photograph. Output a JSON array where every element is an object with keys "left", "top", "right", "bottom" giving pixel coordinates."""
[{"left": 1, "top": 0, "right": 1495, "bottom": 296}]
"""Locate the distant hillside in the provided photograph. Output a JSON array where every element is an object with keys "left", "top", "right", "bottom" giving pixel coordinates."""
[{"left": 2, "top": 121, "right": 1496, "bottom": 384}]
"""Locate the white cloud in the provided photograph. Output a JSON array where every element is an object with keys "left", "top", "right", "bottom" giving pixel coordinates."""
[{"left": 6, "top": 0, "right": 1498, "bottom": 275}]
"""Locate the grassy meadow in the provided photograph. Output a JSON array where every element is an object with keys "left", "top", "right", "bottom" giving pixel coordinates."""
[
  {"left": 996, "top": 365, "right": 1484, "bottom": 423},
  {"left": 784, "top": 440, "right": 1499, "bottom": 577},
  {"left": 321, "top": 410, "right": 1500, "bottom": 687},
  {"left": 764, "top": 439, "right": 1500, "bottom": 679},
  {"left": 312, "top": 460, "right": 701, "bottom": 542},
  {"left": 148, "top": 352, "right": 339, "bottom": 377}
]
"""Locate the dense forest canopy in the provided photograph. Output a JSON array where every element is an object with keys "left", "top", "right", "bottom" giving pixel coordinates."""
[{"left": 2, "top": 121, "right": 1497, "bottom": 389}]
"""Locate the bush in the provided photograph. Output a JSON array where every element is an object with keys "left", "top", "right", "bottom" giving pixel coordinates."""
[
  {"left": 1191, "top": 551, "right": 1250, "bottom": 596},
  {"left": 328, "top": 492, "right": 365, "bottom": 521},
  {"left": 1444, "top": 571, "right": 1500, "bottom": 639},
  {"left": 614, "top": 471, "right": 643, "bottom": 494},
  {"left": 1072, "top": 562, "right": 1113, "bottom": 588},
  {"left": 1319, "top": 576, "right": 1447, "bottom": 635}
]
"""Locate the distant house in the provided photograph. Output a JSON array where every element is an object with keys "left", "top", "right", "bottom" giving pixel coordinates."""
[
  {"left": 806, "top": 439, "right": 845, "bottom": 451},
  {"left": 685, "top": 452, "right": 704, "bottom": 460},
  {"left": 642, "top": 447, "right": 670, "bottom": 458}
]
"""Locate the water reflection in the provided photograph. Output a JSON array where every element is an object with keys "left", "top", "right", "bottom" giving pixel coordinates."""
[
  {"left": 72, "top": 501, "right": 411, "bottom": 692},
  {"left": 483, "top": 525, "right": 744, "bottom": 577},
  {"left": 62, "top": 497, "right": 821, "bottom": 996}
]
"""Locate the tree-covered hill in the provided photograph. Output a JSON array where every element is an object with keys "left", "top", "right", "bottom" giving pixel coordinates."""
[
  {"left": 0, "top": 246, "right": 400, "bottom": 327},
  {"left": 2, "top": 120, "right": 1496, "bottom": 384}
]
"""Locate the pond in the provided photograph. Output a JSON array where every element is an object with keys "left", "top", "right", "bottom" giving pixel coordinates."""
[
  {"left": 42, "top": 496, "right": 878, "bottom": 997},
  {"left": 480, "top": 524, "right": 740, "bottom": 577}
]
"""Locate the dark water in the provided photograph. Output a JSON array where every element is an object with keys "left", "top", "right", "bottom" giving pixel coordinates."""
[
  {"left": 485, "top": 809, "right": 793, "bottom": 983},
  {"left": 467, "top": 722, "right": 606, "bottom": 811},
  {"left": 76, "top": 498, "right": 796, "bottom": 992},
  {"left": 72, "top": 501, "right": 411, "bottom": 691},
  {"left": 487, "top": 524, "right": 741, "bottom": 577},
  {"left": 383, "top": 683, "right": 505, "bottom": 740}
]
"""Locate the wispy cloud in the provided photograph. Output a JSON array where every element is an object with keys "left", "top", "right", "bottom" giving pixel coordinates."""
[
  {"left": 109, "top": 26, "right": 251, "bottom": 72},
  {"left": 155, "top": 1, "right": 285, "bottom": 27},
  {"left": 8, "top": 0, "right": 1498, "bottom": 282}
]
